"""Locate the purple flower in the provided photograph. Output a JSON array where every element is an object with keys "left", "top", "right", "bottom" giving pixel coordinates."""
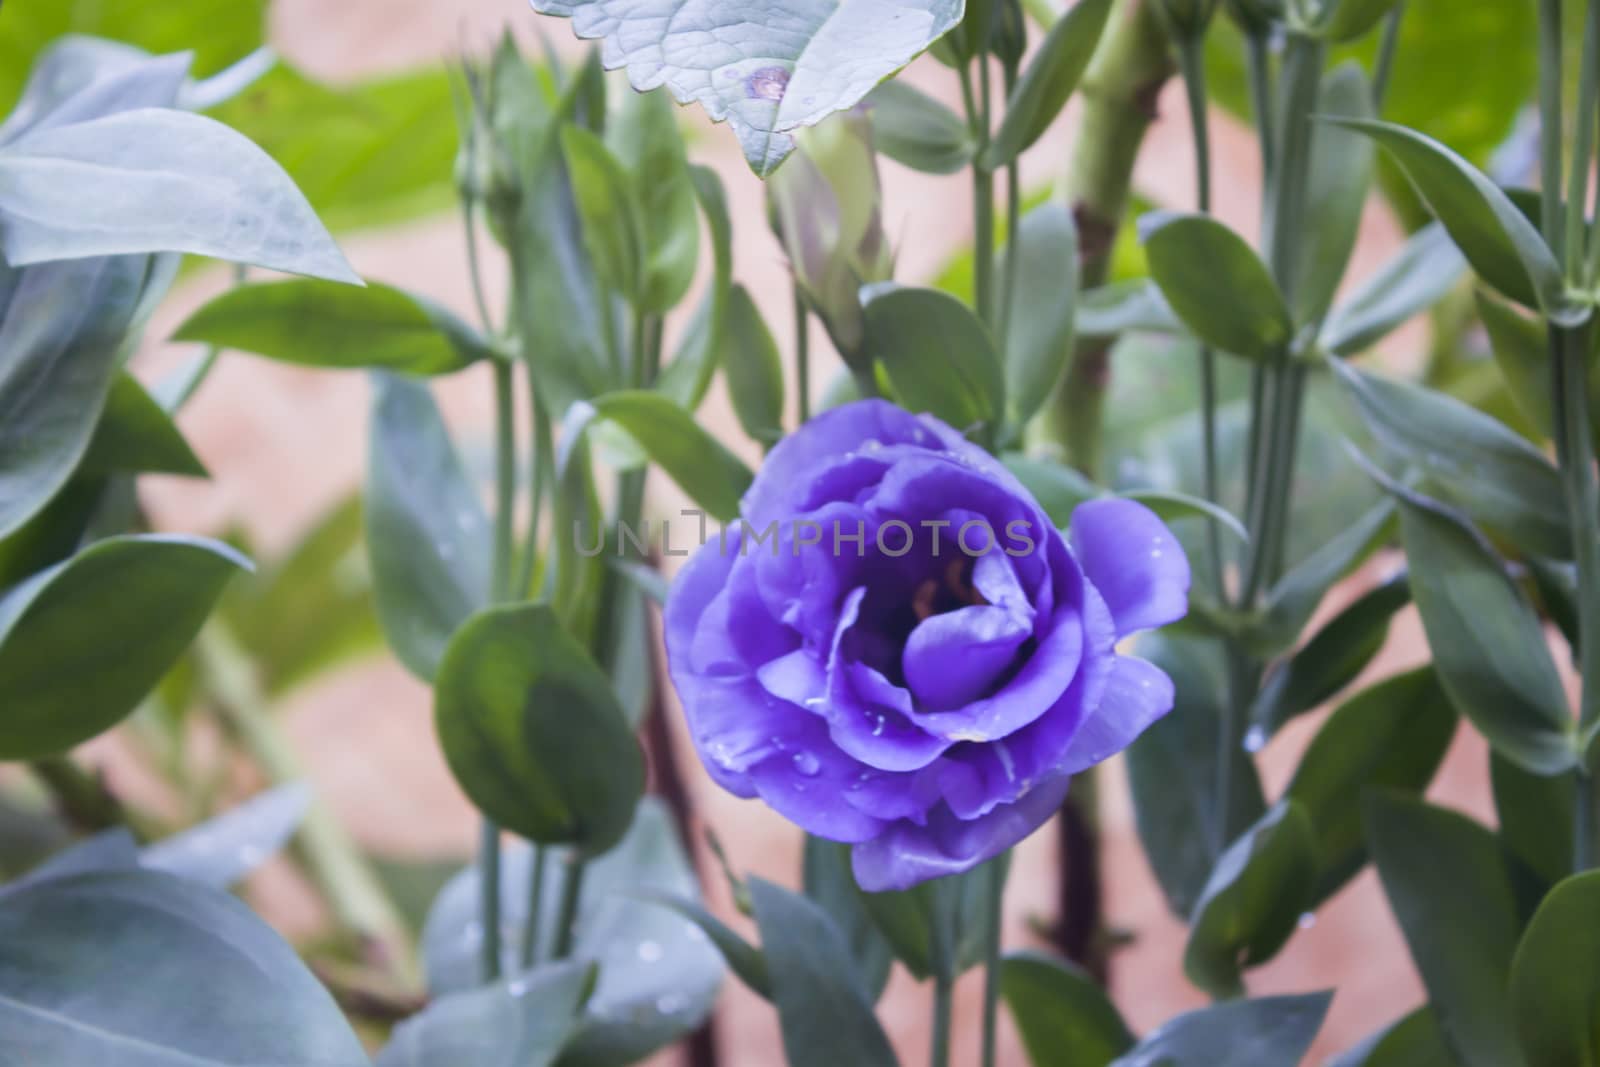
[{"left": 664, "top": 400, "right": 1190, "bottom": 891}]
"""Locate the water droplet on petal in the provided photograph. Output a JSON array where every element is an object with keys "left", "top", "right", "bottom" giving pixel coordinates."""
[
  {"left": 792, "top": 751, "right": 821, "bottom": 776},
  {"left": 872, "top": 715, "right": 886, "bottom": 737}
]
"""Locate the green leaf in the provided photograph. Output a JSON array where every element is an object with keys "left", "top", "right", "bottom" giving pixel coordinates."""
[
  {"left": 421, "top": 800, "right": 724, "bottom": 1065},
  {"left": 1509, "top": 870, "right": 1600, "bottom": 1067},
  {"left": 1000, "top": 202, "right": 1079, "bottom": 427},
  {"left": 1478, "top": 289, "right": 1555, "bottom": 439},
  {"left": 1395, "top": 493, "right": 1575, "bottom": 775},
  {"left": 366, "top": 374, "right": 491, "bottom": 682},
  {"left": 1330, "top": 118, "right": 1575, "bottom": 322},
  {"left": 1285, "top": 669, "right": 1457, "bottom": 902},
  {"left": 802, "top": 837, "right": 892, "bottom": 1002},
  {"left": 141, "top": 783, "right": 310, "bottom": 889},
  {"left": 1143, "top": 213, "right": 1292, "bottom": 361},
  {"left": 607, "top": 88, "right": 699, "bottom": 313},
  {"left": 983, "top": 0, "right": 1113, "bottom": 169},
  {"left": 175, "top": 278, "right": 490, "bottom": 375},
  {"left": 1076, "top": 280, "right": 1182, "bottom": 338},
  {"left": 1331, "top": 357, "right": 1571, "bottom": 559},
  {"left": 0, "top": 868, "right": 366, "bottom": 1065},
  {"left": 434, "top": 602, "right": 644, "bottom": 854},
  {"left": 220, "top": 494, "right": 382, "bottom": 695},
  {"left": 1366, "top": 791, "right": 1527, "bottom": 1067},
  {"left": 531, "top": 0, "right": 963, "bottom": 175},
  {"left": 1492, "top": 753, "right": 1575, "bottom": 889},
  {"left": 0, "top": 256, "right": 149, "bottom": 539},
  {"left": 1319, "top": 0, "right": 1404, "bottom": 41},
  {"left": 1254, "top": 500, "right": 1395, "bottom": 656},
  {"left": 1126, "top": 632, "right": 1267, "bottom": 917},
  {"left": 378, "top": 960, "right": 595, "bottom": 1067},
  {"left": 1249, "top": 575, "right": 1410, "bottom": 742},
  {"left": 1003, "top": 454, "right": 1103, "bottom": 528},
  {"left": 1001, "top": 950, "right": 1135, "bottom": 1067},
  {"left": 1296, "top": 62, "right": 1374, "bottom": 327},
  {"left": 1109, "top": 992, "right": 1333, "bottom": 1067},
  {"left": 656, "top": 165, "right": 732, "bottom": 411},
  {"left": 79, "top": 372, "right": 206, "bottom": 478},
  {"left": 863, "top": 80, "right": 974, "bottom": 175},
  {"left": 585, "top": 391, "right": 753, "bottom": 522},
  {"left": 722, "top": 284, "right": 786, "bottom": 445},
  {"left": 0, "top": 109, "right": 358, "bottom": 282},
  {"left": 1321, "top": 223, "right": 1467, "bottom": 356},
  {"left": 1184, "top": 801, "right": 1318, "bottom": 998},
  {"left": 858, "top": 859, "right": 1004, "bottom": 981},
  {"left": 1328, "top": 1007, "right": 1455, "bottom": 1067},
  {"left": 1121, "top": 489, "right": 1249, "bottom": 544},
  {"left": 638, "top": 890, "right": 771, "bottom": 999},
  {"left": 749, "top": 878, "right": 899, "bottom": 1067},
  {"left": 864, "top": 285, "right": 1004, "bottom": 437},
  {"left": 213, "top": 62, "right": 459, "bottom": 233},
  {"left": 561, "top": 125, "right": 645, "bottom": 302},
  {"left": 0, "top": 534, "right": 248, "bottom": 760}
]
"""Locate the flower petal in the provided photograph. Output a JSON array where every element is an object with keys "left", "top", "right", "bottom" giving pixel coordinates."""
[
  {"left": 746, "top": 715, "right": 888, "bottom": 843},
  {"left": 902, "top": 605, "right": 1030, "bottom": 710},
  {"left": 1056, "top": 653, "right": 1175, "bottom": 776},
  {"left": 825, "top": 587, "right": 950, "bottom": 771},
  {"left": 1068, "top": 497, "right": 1190, "bottom": 637},
  {"left": 849, "top": 776, "right": 1072, "bottom": 891}
]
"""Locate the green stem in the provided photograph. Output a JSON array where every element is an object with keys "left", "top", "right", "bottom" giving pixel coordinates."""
[
  {"left": 1371, "top": 3, "right": 1405, "bottom": 110},
  {"left": 930, "top": 972, "right": 954, "bottom": 1067},
  {"left": 970, "top": 50, "right": 998, "bottom": 331},
  {"left": 462, "top": 197, "right": 497, "bottom": 336},
  {"left": 1577, "top": 772, "right": 1598, "bottom": 871},
  {"left": 197, "top": 627, "right": 414, "bottom": 980},
  {"left": 479, "top": 820, "right": 503, "bottom": 981},
  {"left": 794, "top": 285, "right": 812, "bottom": 424},
  {"left": 1566, "top": 0, "right": 1600, "bottom": 279},
  {"left": 1554, "top": 327, "right": 1600, "bottom": 734},
  {"left": 28, "top": 756, "right": 162, "bottom": 841},
  {"left": 521, "top": 845, "right": 548, "bottom": 968},
  {"left": 1034, "top": 0, "right": 1173, "bottom": 472},
  {"left": 980, "top": 858, "right": 1005, "bottom": 1067},
  {"left": 1538, "top": 0, "right": 1565, "bottom": 253},
  {"left": 552, "top": 857, "right": 587, "bottom": 959},
  {"left": 517, "top": 386, "right": 553, "bottom": 598},
  {"left": 1244, "top": 30, "right": 1276, "bottom": 189},
  {"left": 492, "top": 361, "right": 517, "bottom": 600}
]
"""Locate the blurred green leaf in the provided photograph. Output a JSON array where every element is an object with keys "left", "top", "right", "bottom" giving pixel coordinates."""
[
  {"left": 864, "top": 286, "right": 1004, "bottom": 437},
  {"left": 863, "top": 80, "right": 974, "bottom": 175},
  {"left": 802, "top": 837, "right": 892, "bottom": 1002},
  {"left": 175, "top": 279, "right": 490, "bottom": 375},
  {"left": 1491, "top": 752, "right": 1575, "bottom": 890},
  {"left": 0, "top": 534, "right": 248, "bottom": 760},
  {"left": 1126, "top": 632, "right": 1267, "bottom": 917},
  {"left": 434, "top": 602, "right": 644, "bottom": 853},
  {"left": 1143, "top": 214, "right": 1292, "bottom": 361},
  {"left": 1285, "top": 669, "right": 1457, "bottom": 902},
  {"left": 656, "top": 165, "right": 732, "bottom": 412},
  {"left": 1331, "top": 357, "right": 1571, "bottom": 559},
  {"left": 1184, "top": 801, "right": 1318, "bottom": 998},
  {"left": 585, "top": 391, "right": 752, "bottom": 522},
  {"left": 1328, "top": 1007, "right": 1455, "bottom": 1067},
  {"left": 1249, "top": 575, "right": 1410, "bottom": 741},
  {"left": 366, "top": 374, "right": 491, "bottom": 682},
  {"left": 1395, "top": 492, "right": 1575, "bottom": 774},
  {"left": 1109, "top": 992, "right": 1333, "bottom": 1067},
  {"left": 1366, "top": 790, "right": 1527, "bottom": 1067},
  {"left": 377, "top": 959, "right": 594, "bottom": 1067},
  {"left": 1319, "top": 0, "right": 1404, "bottom": 41},
  {"left": 859, "top": 858, "right": 1004, "bottom": 981},
  {"left": 722, "top": 285, "right": 786, "bottom": 445},
  {"left": 1001, "top": 950, "right": 1134, "bottom": 1067},
  {"left": 1296, "top": 62, "right": 1375, "bottom": 327},
  {"left": 141, "top": 783, "right": 309, "bottom": 889},
  {"left": 606, "top": 88, "right": 698, "bottom": 313},
  {"left": 1478, "top": 288, "right": 1554, "bottom": 438},
  {"left": 1322, "top": 223, "right": 1467, "bottom": 356},
  {"left": 1000, "top": 202, "right": 1078, "bottom": 428},
  {"left": 984, "top": 0, "right": 1113, "bottom": 168},
  {"left": 1253, "top": 500, "right": 1395, "bottom": 656},
  {"left": 748, "top": 878, "right": 899, "bottom": 1067},
  {"left": 561, "top": 126, "right": 645, "bottom": 303},
  {"left": 1508, "top": 870, "right": 1600, "bottom": 1067},
  {"left": 80, "top": 372, "right": 205, "bottom": 479}
]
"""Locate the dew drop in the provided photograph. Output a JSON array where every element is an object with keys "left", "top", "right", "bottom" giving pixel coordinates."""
[
  {"left": 657, "top": 993, "right": 688, "bottom": 1015},
  {"left": 507, "top": 978, "right": 530, "bottom": 996},
  {"left": 637, "top": 940, "right": 663, "bottom": 963},
  {"left": 861, "top": 438, "right": 883, "bottom": 452},
  {"left": 1242, "top": 725, "right": 1267, "bottom": 754},
  {"left": 1297, "top": 911, "right": 1317, "bottom": 930},
  {"left": 792, "top": 751, "right": 821, "bottom": 776},
  {"left": 993, "top": 741, "right": 1017, "bottom": 783},
  {"left": 872, "top": 714, "right": 886, "bottom": 737}
]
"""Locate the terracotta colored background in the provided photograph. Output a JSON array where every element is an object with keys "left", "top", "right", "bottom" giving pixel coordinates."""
[{"left": 86, "top": 0, "right": 1524, "bottom": 1062}]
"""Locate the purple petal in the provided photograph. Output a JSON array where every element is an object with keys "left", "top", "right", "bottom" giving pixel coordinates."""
[
  {"left": 849, "top": 776, "right": 1072, "bottom": 891},
  {"left": 902, "top": 605, "right": 1030, "bottom": 710},
  {"left": 1068, "top": 498, "right": 1190, "bottom": 637},
  {"left": 1056, "top": 653, "right": 1175, "bottom": 776},
  {"left": 746, "top": 715, "right": 888, "bottom": 843},
  {"left": 824, "top": 587, "right": 950, "bottom": 771}
]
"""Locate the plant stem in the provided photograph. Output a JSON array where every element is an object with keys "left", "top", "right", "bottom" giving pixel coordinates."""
[
  {"left": 517, "top": 386, "right": 553, "bottom": 597},
  {"left": 1555, "top": 327, "right": 1600, "bottom": 732},
  {"left": 479, "top": 820, "right": 503, "bottom": 981},
  {"left": 552, "top": 856, "right": 587, "bottom": 959},
  {"left": 521, "top": 845, "right": 548, "bottom": 968},
  {"left": 1566, "top": 0, "right": 1600, "bottom": 279},
  {"left": 794, "top": 284, "right": 812, "bottom": 424},
  {"left": 930, "top": 971, "right": 954, "bottom": 1067},
  {"left": 1245, "top": 29, "right": 1276, "bottom": 191},
  {"left": 970, "top": 50, "right": 998, "bottom": 331},
  {"left": 980, "top": 857, "right": 1005, "bottom": 1067},
  {"left": 1538, "top": 0, "right": 1565, "bottom": 254},
  {"left": 1176, "top": 35, "right": 1225, "bottom": 605},
  {"left": 1035, "top": 0, "right": 1173, "bottom": 472},
  {"left": 1371, "top": 3, "right": 1406, "bottom": 110},
  {"left": 197, "top": 626, "right": 414, "bottom": 980}
]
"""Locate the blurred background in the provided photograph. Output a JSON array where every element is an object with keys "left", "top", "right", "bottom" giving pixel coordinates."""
[{"left": 2, "top": 0, "right": 1548, "bottom": 1062}]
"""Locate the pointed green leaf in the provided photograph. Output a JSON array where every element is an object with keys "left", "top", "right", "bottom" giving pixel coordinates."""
[
  {"left": 607, "top": 87, "right": 699, "bottom": 312},
  {"left": 802, "top": 837, "right": 892, "bottom": 1002},
  {"left": 1109, "top": 992, "right": 1333, "bottom": 1067},
  {"left": 586, "top": 391, "right": 753, "bottom": 522},
  {"left": 1478, "top": 289, "right": 1555, "bottom": 438},
  {"left": 378, "top": 960, "right": 595, "bottom": 1067},
  {"left": 1322, "top": 223, "right": 1467, "bottom": 356},
  {"left": 175, "top": 278, "right": 491, "bottom": 375},
  {"left": 1000, "top": 202, "right": 1079, "bottom": 426},
  {"left": 1001, "top": 950, "right": 1135, "bottom": 1067},
  {"left": 863, "top": 80, "right": 974, "bottom": 175},
  {"left": 983, "top": 0, "right": 1113, "bottom": 169},
  {"left": 1296, "top": 63, "right": 1374, "bottom": 327},
  {"left": 1143, "top": 214, "right": 1292, "bottom": 361},
  {"left": 1509, "top": 870, "right": 1600, "bottom": 1067},
  {"left": 1328, "top": 1007, "right": 1455, "bottom": 1067},
  {"left": 864, "top": 285, "right": 1004, "bottom": 437},
  {"left": 1491, "top": 753, "right": 1576, "bottom": 889},
  {"left": 79, "top": 372, "right": 206, "bottom": 478},
  {"left": 722, "top": 285, "right": 786, "bottom": 445},
  {"left": 1319, "top": 0, "right": 1404, "bottom": 41},
  {"left": 0, "top": 534, "right": 248, "bottom": 760},
  {"left": 561, "top": 125, "right": 645, "bottom": 302}
]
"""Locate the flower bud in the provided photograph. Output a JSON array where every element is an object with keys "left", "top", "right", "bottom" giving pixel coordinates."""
[
  {"left": 1225, "top": 0, "right": 1284, "bottom": 33},
  {"left": 1158, "top": 0, "right": 1223, "bottom": 38},
  {"left": 767, "top": 108, "right": 894, "bottom": 356}
]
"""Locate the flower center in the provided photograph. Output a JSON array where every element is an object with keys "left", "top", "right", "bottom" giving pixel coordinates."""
[{"left": 911, "top": 558, "right": 989, "bottom": 621}]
